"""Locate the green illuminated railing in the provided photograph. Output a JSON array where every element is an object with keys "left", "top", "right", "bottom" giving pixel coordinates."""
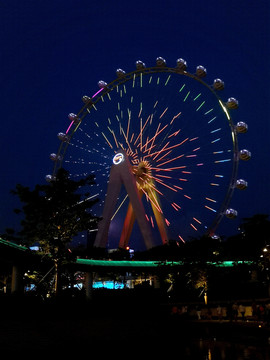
[
  {"left": 0, "top": 238, "right": 254, "bottom": 268},
  {"left": 76, "top": 258, "right": 253, "bottom": 268},
  {"left": 76, "top": 259, "right": 171, "bottom": 267},
  {"left": 0, "top": 238, "right": 28, "bottom": 251}
]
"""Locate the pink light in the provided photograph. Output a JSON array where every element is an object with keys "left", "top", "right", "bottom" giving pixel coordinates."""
[
  {"left": 178, "top": 235, "right": 185, "bottom": 243},
  {"left": 92, "top": 88, "right": 104, "bottom": 98},
  {"left": 66, "top": 121, "right": 74, "bottom": 134},
  {"left": 65, "top": 88, "right": 104, "bottom": 134},
  {"left": 171, "top": 203, "right": 179, "bottom": 211},
  {"left": 174, "top": 185, "right": 183, "bottom": 190}
]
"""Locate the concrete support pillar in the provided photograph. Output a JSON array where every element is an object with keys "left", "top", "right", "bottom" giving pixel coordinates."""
[
  {"left": 153, "top": 275, "right": 160, "bottom": 289},
  {"left": 11, "top": 265, "right": 23, "bottom": 294},
  {"left": 85, "top": 271, "right": 93, "bottom": 300}
]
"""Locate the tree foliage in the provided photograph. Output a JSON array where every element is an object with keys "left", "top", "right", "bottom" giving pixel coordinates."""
[
  {"left": 224, "top": 214, "right": 270, "bottom": 259},
  {"left": 12, "top": 168, "right": 99, "bottom": 253},
  {"left": 7, "top": 169, "right": 100, "bottom": 294}
]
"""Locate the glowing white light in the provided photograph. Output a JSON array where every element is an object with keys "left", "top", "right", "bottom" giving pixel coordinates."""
[
  {"left": 218, "top": 100, "right": 230, "bottom": 120},
  {"left": 113, "top": 153, "right": 125, "bottom": 165}
]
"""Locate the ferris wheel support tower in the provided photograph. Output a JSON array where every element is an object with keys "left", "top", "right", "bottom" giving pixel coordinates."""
[{"left": 94, "top": 150, "right": 167, "bottom": 249}]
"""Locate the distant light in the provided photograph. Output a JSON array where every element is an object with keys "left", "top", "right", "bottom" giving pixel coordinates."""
[{"left": 93, "top": 281, "right": 127, "bottom": 290}]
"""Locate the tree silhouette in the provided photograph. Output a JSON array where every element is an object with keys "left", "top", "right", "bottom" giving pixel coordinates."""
[
  {"left": 8, "top": 168, "right": 99, "bottom": 295},
  {"left": 224, "top": 214, "right": 270, "bottom": 259}
]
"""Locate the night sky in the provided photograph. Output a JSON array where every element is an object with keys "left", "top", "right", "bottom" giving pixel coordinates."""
[{"left": 1, "top": 1, "right": 269, "bottom": 249}]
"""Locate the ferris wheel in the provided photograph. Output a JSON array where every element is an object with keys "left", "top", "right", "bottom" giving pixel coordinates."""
[{"left": 47, "top": 57, "right": 250, "bottom": 250}]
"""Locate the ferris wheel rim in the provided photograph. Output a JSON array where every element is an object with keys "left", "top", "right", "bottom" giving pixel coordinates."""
[{"left": 51, "top": 60, "right": 245, "bottom": 242}]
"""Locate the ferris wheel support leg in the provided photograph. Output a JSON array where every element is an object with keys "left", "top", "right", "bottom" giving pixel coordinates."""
[
  {"left": 119, "top": 202, "right": 136, "bottom": 249},
  {"left": 119, "top": 189, "right": 145, "bottom": 248},
  {"left": 94, "top": 151, "right": 155, "bottom": 250},
  {"left": 119, "top": 159, "right": 155, "bottom": 250},
  {"left": 94, "top": 171, "right": 123, "bottom": 248},
  {"left": 148, "top": 191, "right": 168, "bottom": 245}
]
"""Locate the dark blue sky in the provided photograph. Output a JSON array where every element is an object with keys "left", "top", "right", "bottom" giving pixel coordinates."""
[{"left": 1, "top": 0, "right": 269, "bottom": 243}]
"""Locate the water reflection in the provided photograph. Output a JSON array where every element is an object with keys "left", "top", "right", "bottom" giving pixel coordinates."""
[{"left": 182, "top": 339, "right": 270, "bottom": 359}]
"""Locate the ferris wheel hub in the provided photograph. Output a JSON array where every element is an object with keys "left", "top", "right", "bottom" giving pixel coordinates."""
[{"left": 133, "top": 161, "right": 153, "bottom": 191}]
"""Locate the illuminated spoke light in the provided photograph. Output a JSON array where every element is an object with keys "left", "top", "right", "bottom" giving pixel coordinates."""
[
  {"left": 171, "top": 202, "right": 181, "bottom": 211},
  {"left": 196, "top": 101, "right": 205, "bottom": 111},
  {"left": 165, "top": 75, "right": 171, "bottom": 86},
  {"left": 214, "top": 159, "right": 231, "bottom": 163},
  {"left": 179, "top": 84, "right": 185, "bottom": 92},
  {"left": 155, "top": 174, "right": 172, "bottom": 179},
  {"left": 193, "top": 93, "right": 201, "bottom": 101},
  {"left": 149, "top": 138, "right": 189, "bottom": 160},
  {"left": 156, "top": 154, "right": 184, "bottom": 167},
  {"left": 204, "top": 108, "right": 213, "bottom": 115},
  {"left": 170, "top": 112, "right": 181, "bottom": 124},
  {"left": 184, "top": 91, "right": 190, "bottom": 102},
  {"left": 205, "top": 197, "right": 217, "bottom": 203},
  {"left": 168, "top": 129, "right": 181, "bottom": 138},
  {"left": 155, "top": 150, "right": 172, "bottom": 162},
  {"left": 111, "top": 194, "right": 129, "bottom": 220},
  {"left": 211, "top": 128, "right": 221, "bottom": 134},
  {"left": 154, "top": 178, "right": 178, "bottom": 192},
  {"left": 159, "top": 107, "right": 169, "bottom": 119},
  {"left": 178, "top": 235, "right": 185, "bottom": 243},
  {"left": 174, "top": 185, "right": 183, "bottom": 190},
  {"left": 171, "top": 203, "right": 179, "bottom": 211},
  {"left": 101, "top": 132, "right": 113, "bottom": 149},
  {"left": 205, "top": 205, "right": 217, "bottom": 212}
]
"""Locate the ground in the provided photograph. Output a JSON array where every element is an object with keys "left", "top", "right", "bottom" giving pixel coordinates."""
[{"left": 1, "top": 295, "right": 270, "bottom": 357}]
